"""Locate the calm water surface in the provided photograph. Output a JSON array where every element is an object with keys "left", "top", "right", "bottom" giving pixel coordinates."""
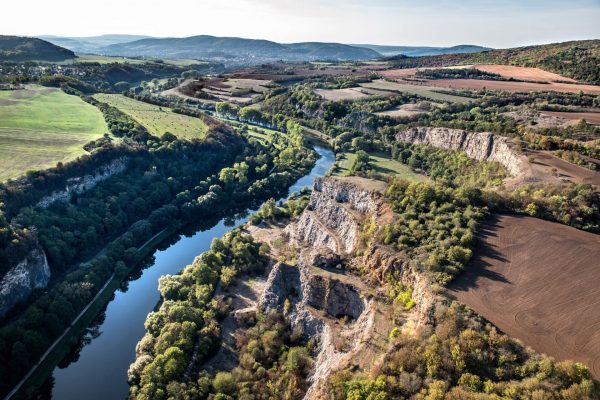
[{"left": 46, "top": 145, "right": 334, "bottom": 400}]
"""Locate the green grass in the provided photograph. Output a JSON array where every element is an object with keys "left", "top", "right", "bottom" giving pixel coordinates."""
[
  {"left": 0, "top": 85, "right": 108, "bottom": 182},
  {"left": 335, "top": 151, "right": 428, "bottom": 181},
  {"left": 93, "top": 94, "right": 209, "bottom": 139}
]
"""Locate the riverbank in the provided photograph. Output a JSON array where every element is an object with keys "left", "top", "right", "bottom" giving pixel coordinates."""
[{"left": 19, "top": 145, "right": 333, "bottom": 400}]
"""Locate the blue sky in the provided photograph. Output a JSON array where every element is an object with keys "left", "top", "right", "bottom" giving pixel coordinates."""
[{"left": 5, "top": 0, "right": 600, "bottom": 47}]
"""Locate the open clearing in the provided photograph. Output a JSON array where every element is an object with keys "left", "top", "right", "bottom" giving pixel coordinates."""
[
  {"left": 376, "top": 103, "right": 430, "bottom": 118},
  {"left": 335, "top": 151, "right": 429, "bottom": 181},
  {"left": 359, "top": 79, "right": 472, "bottom": 103},
  {"left": 448, "top": 214, "right": 600, "bottom": 379},
  {"left": 315, "top": 88, "right": 369, "bottom": 101},
  {"left": 0, "top": 85, "right": 107, "bottom": 181},
  {"left": 93, "top": 94, "right": 209, "bottom": 139}
]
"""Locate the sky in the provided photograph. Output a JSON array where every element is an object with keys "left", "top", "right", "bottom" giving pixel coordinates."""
[{"left": 4, "top": 0, "right": 600, "bottom": 48}]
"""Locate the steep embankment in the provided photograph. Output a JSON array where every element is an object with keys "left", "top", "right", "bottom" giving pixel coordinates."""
[
  {"left": 0, "top": 247, "right": 50, "bottom": 319},
  {"left": 396, "top": 126, "right": 529, "bottom": 176}
]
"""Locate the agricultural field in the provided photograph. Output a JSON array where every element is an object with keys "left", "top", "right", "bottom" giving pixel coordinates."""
[
  {"left": 0, "top": 85, "right": 108, "bottom": 181},
  {"left": 359, "top": 79, "right": 472, "bottom": 103},
  {"left": 375, "top": 103, "right": 431, "bottom": 118},
  {"left": 448, "top": 214, "right": 600, "bottom": 379},
  {"left": 335, "top": 151, "right": 428, "bottom": 181},
  {"left": 423, "top": 78, "right": 600, "bottom": 94},
  {"left": 473, "top": 64, "right": 576, "bottom": 82},
  {"left": 163, "top": 78, "right": 273, "bottom": 105},
  {"left": 540, "top": 111, "right": 600, "bottom": 125},
  {"left": 93, "top": 94, "right": 209, "bottom": 139},
  {"left": 315, "top": 87, "right": 370, "bottom": 101}
]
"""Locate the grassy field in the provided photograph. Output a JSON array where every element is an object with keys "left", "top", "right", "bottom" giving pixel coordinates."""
[
  {"left": 335, "top": 151, "right": 428, "bottom": 181},
  {"left": 93, "top": 94, "right": 209, "bottom": 139},
  {"left": 0, "top": 85, "right": 108, "bottom": 182}
]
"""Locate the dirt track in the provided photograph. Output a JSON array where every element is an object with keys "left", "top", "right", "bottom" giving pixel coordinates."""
[{"left": 448, "top": 215, "right": 600, "bottom": 378}]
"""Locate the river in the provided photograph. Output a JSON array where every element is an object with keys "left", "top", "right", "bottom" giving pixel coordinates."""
[{"left": 43, "top": 145, "right": 334, "bottom": 400}]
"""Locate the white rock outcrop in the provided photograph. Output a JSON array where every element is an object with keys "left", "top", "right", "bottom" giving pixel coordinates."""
[
  {"left": 37, "top": 157, "right": 127, "bottom": 208},
  {"left": 0, "top": 247, "right": 50, "bottom": 318},
  {"left": 286, "top": 177, "right": 377, "bottom": 254},
  {"left": 396, "top": 127, "right": 528, "bottom": 176}
]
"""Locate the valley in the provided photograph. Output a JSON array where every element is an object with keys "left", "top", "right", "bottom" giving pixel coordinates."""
[{"left": 0, "top": 25, "right": 600, "bottom": 400}]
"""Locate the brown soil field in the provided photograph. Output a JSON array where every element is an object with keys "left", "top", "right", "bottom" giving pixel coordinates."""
[
  {"left": 474, "top": 64, "right": 576, "bottom": 82},
  {"left": 541, "top": 111, "right": 600, "bottom": 125},
  {"left": 423, "top": 78, "right": 600, "bottom": 95},
  {"left": 315, "top": 88, "right": 369, "bottom": 101},
  {"left": 375, "top": 103, "right": 429, "bottom": 118},
  {"left": 527, "top": 150, "right": 600, "bottom": 188},
  {"left": 448, "top": 214, "right": 600, "bottom": 378}
]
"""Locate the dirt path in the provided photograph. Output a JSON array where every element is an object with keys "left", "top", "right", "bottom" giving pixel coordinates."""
[{"left": 448, "top": 214, "right": 600, "bottom": 378}]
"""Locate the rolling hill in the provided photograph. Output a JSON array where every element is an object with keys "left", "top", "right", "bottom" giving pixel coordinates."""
[
  {"left": 386, "top": 40, "right": 600, "bottom": 84},
  {"left": 39, "top": 34, "right": 152, "bottom": 54},
  {"left": 0, "top": 36, "right": 75, "bottom": 62},
  {"left": 352, "top": 44, "right": 491, "bottom": 57},
  {"left": 96, "top": 35, "right": 381, "bottom": 62}
]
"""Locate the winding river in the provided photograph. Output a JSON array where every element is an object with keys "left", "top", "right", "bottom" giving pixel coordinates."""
[{"left": 44, "top": 145, "right": 335, "bottom": 400}]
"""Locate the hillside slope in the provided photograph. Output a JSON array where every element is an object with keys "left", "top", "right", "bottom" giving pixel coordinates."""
[
  {"left": 388, "top": 40, "right": 600, "bottom": 84},
  {"left": 98, "top": 35, "right": 381, "bottom": 62},
  {"left": 39, "top": 34, "right": 151, "bottom": 54},
  {"left": 0, "top": 36, "right": 75, "bottom": 61},
  {"left": 353, "top": 44, "right": 491, "bottom": 57}
]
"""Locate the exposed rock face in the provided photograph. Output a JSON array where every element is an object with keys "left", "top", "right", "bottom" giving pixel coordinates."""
[
  {"left": 396, "top": 127, "right": 528, "bottom": 176},
  {"left": 286, "top": 177, "right": 378, "bottom": 254},
  {"left": 259, "top": 258, "right": 371, "bottom": 400},
  {"left": 260, "top": 177, "right": 441, "bottom": 399},
  {"left": 0, "top": 247, "right": 50, "bottom": 318},
  {"left": 357, "top": 245, "right": 435, "bottom": 325},
  {"left": 36, "top": 157, "right": 128, "bottom": 208},
  {"left": 259, "top": 261, "right": 365, "bottom": 329},
  {"left": 340, "top": 111, "right": 378, "bottom": 134}
]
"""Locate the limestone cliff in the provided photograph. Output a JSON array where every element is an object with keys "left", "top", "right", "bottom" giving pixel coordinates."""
[
  {"left": 0, "top": 247, "right": 50, "bottom": 319},
  {"left": 286, "top": 177, "right": 378, "bottom": 254},
  {"left": 396, "top": 126, "right": 529, "bottom": 176},
  {"left": 36, "top": 157, "right": 128, "bottom": 208}
]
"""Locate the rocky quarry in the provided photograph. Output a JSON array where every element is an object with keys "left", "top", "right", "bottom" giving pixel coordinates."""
[
  {"left": 396, "top": 126, "right": 530, "bottom": 176},
  {"left": 254, "top": 177, "right": 437, "bottom": 398}
]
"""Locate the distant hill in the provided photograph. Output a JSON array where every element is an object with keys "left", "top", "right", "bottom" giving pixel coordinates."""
[
  {"left": 39, "top": 34, "right": 152, "bottom": 54},
  {"left": 96, "top": 35, "right": 381, "bottom": 62},
  {"left": 352, "top": 44, "right": 491, "bottom": 57},
  {"left": 0, "top": 36, "right": 75, "bottom": 61},
  {"left": 386, "top": 40, "right": 600, "bottom": 84}
]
